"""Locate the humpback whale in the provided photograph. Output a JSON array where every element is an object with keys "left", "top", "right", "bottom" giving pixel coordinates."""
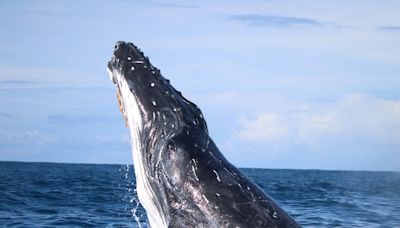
[{"left": 107, "top": 41, "right": 300, "bottom": 228}]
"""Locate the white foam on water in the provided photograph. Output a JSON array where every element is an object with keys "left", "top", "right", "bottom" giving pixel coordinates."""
[{"left": 120, "top": 164, "right": 143, "bottom": 228}]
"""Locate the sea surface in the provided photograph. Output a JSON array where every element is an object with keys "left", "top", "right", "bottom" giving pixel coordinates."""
[{"left": 0, "top": 161, "right": 399, "bottom": 227}]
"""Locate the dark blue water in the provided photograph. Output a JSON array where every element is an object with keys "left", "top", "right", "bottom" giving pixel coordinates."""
[{"left": 1, "top": 162, "right": 399, "bottom": 227}]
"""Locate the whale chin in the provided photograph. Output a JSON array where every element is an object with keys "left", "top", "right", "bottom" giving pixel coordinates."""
[{"left": 107, "top": 41, "right": 300, "bottom": 228}]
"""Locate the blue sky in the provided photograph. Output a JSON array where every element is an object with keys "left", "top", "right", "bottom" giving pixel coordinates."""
[{"left": 0, "top": 0, "right": 399, "bottom": 171}]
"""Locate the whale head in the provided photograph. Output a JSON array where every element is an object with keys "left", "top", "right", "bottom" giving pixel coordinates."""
[{"left": 107, "top": 41, "right": 207, "bottom": 133}]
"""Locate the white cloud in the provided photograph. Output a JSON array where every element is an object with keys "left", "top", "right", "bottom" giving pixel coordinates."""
[
  {"left": 234, "top": 95, "right": 400, "bottom": 146},
  {"left": 332, "top": 95, "right": 400, "bottom": 143},
  {"left": 0, "top": 66, "right": 108, "bottom": 88},
  {"left": 296, "top": 113, "right": 340, "bottom": 140},
  {"left": 94, "top": 134, "right": 130, "bottom": 144},
  {"left": 0, "top": 130, "right": 59, "bottom": 145},
  {"left": 235, "top": 113, "right": 288, "bottom": 142}
]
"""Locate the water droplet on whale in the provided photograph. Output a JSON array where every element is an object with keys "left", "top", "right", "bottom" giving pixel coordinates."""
[{"left": 213, "top": 170, "right": 221, "bottom": 182}]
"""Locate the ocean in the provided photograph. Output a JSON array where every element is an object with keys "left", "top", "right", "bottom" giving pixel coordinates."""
[{"left": 0, "top": 162, "right": 399, "bottom": 227}]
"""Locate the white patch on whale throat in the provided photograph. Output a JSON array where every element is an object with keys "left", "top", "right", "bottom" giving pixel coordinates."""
[{"left": 109, "top": 69, "right": 168, "bottom": 228}]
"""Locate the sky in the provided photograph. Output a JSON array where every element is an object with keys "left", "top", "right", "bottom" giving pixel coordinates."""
[{"left": 0, "top": 0, "right": 399, "bottom": 171}]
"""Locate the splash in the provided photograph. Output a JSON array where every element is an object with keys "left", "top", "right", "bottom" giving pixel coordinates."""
[{"left": 119, "top": 164, "right": 147, "bottom": 227}]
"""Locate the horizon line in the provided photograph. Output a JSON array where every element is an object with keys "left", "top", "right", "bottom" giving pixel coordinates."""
[{"left": 0, "top": 160, "right": 398, "bottom": 173}]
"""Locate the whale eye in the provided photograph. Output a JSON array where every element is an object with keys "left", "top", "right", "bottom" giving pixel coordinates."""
[
  {"left": 166, "top": 141, "right": 177, "bottom": 158},
  {"left": 167, "top": 141, "right": 176, "bottom": 151}
]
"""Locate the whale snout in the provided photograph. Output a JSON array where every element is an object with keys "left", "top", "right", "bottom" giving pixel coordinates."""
[
  {"left": 108, "top": 41, "right": 154, "bottom": 85},
  {"left": 107, "top": 41, "right": 151, "bottom": 85},
  {"left": 112, "top": 41, "right": 146, "bottom": 63}
]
